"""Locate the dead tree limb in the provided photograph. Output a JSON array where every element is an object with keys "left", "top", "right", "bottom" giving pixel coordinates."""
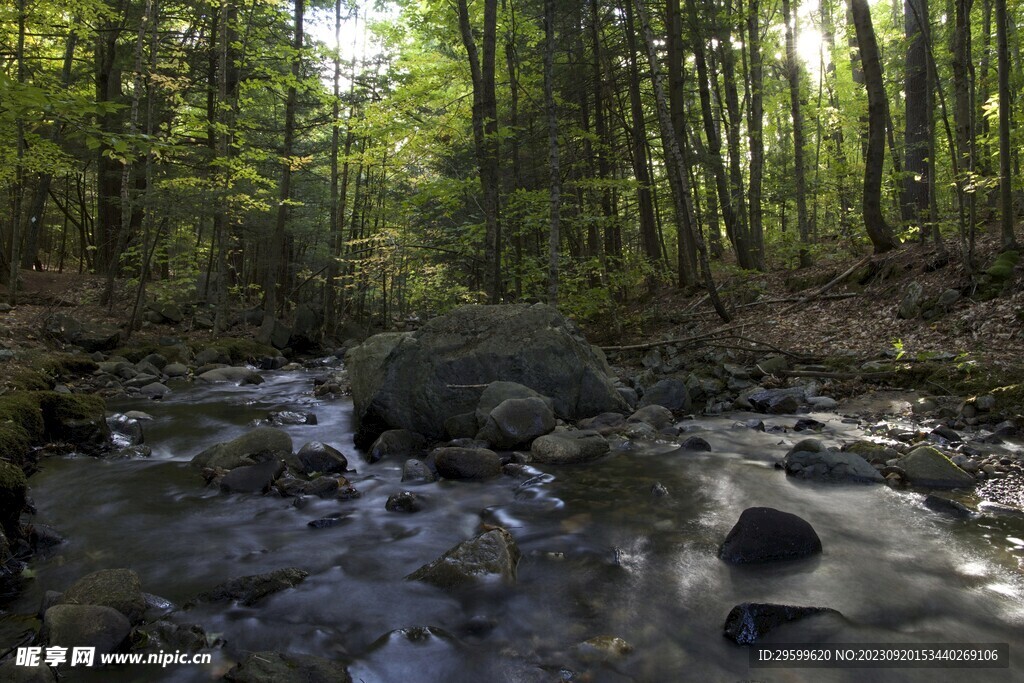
[{"left": 779, "top": 254, "right": 872, "bottom": 314}]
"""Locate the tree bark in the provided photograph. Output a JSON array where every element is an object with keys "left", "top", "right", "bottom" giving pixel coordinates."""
[
  {"left": 543, "top": 0, "right": 560, "bottom": 305},
  {"left": 903, "top": 0, "right": 933, "bottom": 237},
  {"left": 850, "top": 0, "right": 899, "bottom": 253},
  {"left": 782, "top": 0, "right": 811, "bottom": 266},
  {"left": 995, "top": 0, "right": 1018, "bottom": 248},
  {"left": 746, "top": 0, "right": 766, "bottom": 270}
]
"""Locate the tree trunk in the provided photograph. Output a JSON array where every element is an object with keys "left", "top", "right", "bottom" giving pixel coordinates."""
[
  {"left": 633, "top": 0, "right": 731, "bottom": 322},
  {"left": 952, "top": 0, "right": 976, "bottom": 268},
  {"left": 665, "top": 0, "right": 697, "bottom": 284},
  {"left": 746, "top": 0, "right": 766, "bottom": 270},
  {"left": 903, "top": 0, "right": 933, "bottom": 238},
  {"left": 996, "top": 0, "right": 1018, "bottom": 248},
  {"left": 851, "top": 0, "right": 900, "bottom": 253},
  {"left": 258, "top": 0, "right": 304, "bottom": 345},
  {"left": 782, "top": 0, "right": 812, "bottom": 266},
  {"left": 543, "top": 0, "right": 560, "bottom": 305}
]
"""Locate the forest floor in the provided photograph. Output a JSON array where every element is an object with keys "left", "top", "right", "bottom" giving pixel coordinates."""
[{"left": 1, "top": 228, "right": 1022, "bottom": 405}]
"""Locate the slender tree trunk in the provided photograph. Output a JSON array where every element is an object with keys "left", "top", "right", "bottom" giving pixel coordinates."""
[
  {"left": 665, "top": 0, "right": 697, "bottom": 283},
  {"left": 996, "top": 0, "right": 1018, "bottom": 248},
  {"left": 952, "top": 0, "right": 976, "bottom": 269},
  {"left": 746, "top": 0, "right": 766, "bottom": 269},
  {"left": 851, "top": 0, "right": 900, "bottom": 253},
  {"left": 782, "top": 0, "right": 812, "bottom": 266},
  {"left": 8, "top": 0, "right": 27, "bottom": 301},
  {"left": 634, "top": 0, "right": 730, "bottom": 322},
  {"left": 259, "top": 0, "right": 304, "bottom": 344},
  {"left": 903, "top": 0, "right": 933, "bottom": 238},
  {"left": 717, "top": 5, "right": 753, "bottom": 269},
  {"left": 543, "top": 0, "right": 560, "bottom": 305}
]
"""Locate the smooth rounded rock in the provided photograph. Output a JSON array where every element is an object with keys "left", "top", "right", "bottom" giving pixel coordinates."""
[{"left": 719, "top": 507, "right": 822, "bottom": 564}]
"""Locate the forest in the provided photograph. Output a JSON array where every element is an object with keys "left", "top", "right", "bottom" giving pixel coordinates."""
[{"left": 0, "top": 0, "right": 1021, "bottom": 336}]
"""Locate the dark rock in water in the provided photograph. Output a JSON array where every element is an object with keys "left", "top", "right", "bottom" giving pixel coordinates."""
[
  {"left": 578, "top": 412, "right": 626, "bottom": 436},
  {"left": 748, "top": 388, "right": 804, "bottom": 414},
  {"left": 220, "top": 459, "right": 286, "bottom": 494},
  {"left": 432, "top": 447, "right": 501, "bottom": 480},
  {"left": 793, "top": 418, "right": 824, "bottom": 432},
  {"left": 346, "top": 304, "right": 628, "bottom": 446},
  {"left": 407, "top": 528, "right": 520, "bottom": 589},
  {"left": 723, "top": 602, "right": 840, "bottom": 644},
  {"left": 138, "top": 619, "right": 210, "bottom": 654},
  {"left": 627, "top": 404, "right": 674, "bottom": 429},
  {"left": 42, "top": 604, "right": 130, "bottom": 653},
  {"left": 367, "top": 429, "right": 427, "bottom": 464},
  {"left": 191, "top": 427, "right": 292, "bottom": 470},
  {"left": 295, "top": 441, "right": 348, "bottom": 474},
  {"left": 783, "top": 443, "right": 884, "bottom": 484},
  {"left": 308, "top": 515, "right": 345, "bottom": 529},
  {"left": 225, "top": 651, "right": 351, "bottom": 683},
  {"left": 57, "top": 568, "right": 146, "bottom": 624},
  {"left": 108, "top": 414, "right": 144, "bottom": 448},
  {"left": 476, "top": 397, "right": 556, "bottom": 449},
  {"left": 386, "top": 491, "right": 424, "bottom": 513},
  {"left": 923, "top": 495, "right": 976, "bottom": 518},
  {"left": 276, "top": 474, "right": 340, "bottom": 499},
  {"left": 0, "top": 661, "right": 55, "bottom": 682},
  {"left": 573, "top": 635, "right": 635, "bottom": 662},
  {"left": 531, "top": 430, "right": 609, "bottom": 464},
  {"left": 39, "top": 392, "right": 111, "bottom": 455},
  {"left": 719, "top": 507, "right": 822, "bottom": 564},
  {"left": 402, "top": 458, "right": 436, "bottom": 484},
  {"left": 28, "top": 524, "right": 64, "bottom": 552},
  {"left": 898, "top": 446, "right": 975, "bottom": 488},
  {"left": 194, "top": 567, "right": 308, "bottom": 606},
  {"left": 638, "top": 378, "right": 690, "bottom": 412},
  {"left": 930, "top": 425, "right": 962, "bottom": 443},
  {"left": 651, "top": 482, "right": 670, "bottom": 497},
  {"left": 680, "top": 436, "right": 712, "bottom": 452},
  {"left": 743, "top": 419, "right": 766, "bottom": 432},
  {"left": 268, "top": 410, "right": 317, "bottom": 426}
]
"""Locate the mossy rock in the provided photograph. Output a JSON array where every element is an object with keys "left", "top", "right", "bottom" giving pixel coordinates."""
[
  {"left": 0, "top": 393, "right": 45, "bottom": 442},
  {"left": 37, "top": 392, "right": 109, "bottom": 452},
  {"left": 989, "top": 384, "right": 1024, "bottom": 417},
  {"left": 0, "top": 423, "right": 31, "bottom": 468},
  {"left": 197, "top": 338, "right": 275, "bottom": 364},
  {"left": 0, "top": 460, "right": 28, "bottom": 536},
  {"left": 109, "top": 343, "right": 188, "bottom": 364}
]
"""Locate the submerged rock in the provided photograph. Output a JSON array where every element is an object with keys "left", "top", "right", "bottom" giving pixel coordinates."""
[
  {"left": 719, "top": 507, "right": 822, "bottom": 564},
  {"left": 346, "top": 304, "right": 627, "bottom": 446},
  {"left": 407, "top": 528, "right": 520, "bottom": 589},
  {"left": 225, "top": 651, "right": 351, "bottom": 683},
  {"left": 783, "top": 441, "right": 884, "bottom": 484},
  {"left": 723, "top": 602, "right": 840, "bottom": 644},
  {"left": 573, "top": 635, "right": 635, "bottom": 662},
  {"left": 197, "top": 366, "right": 264, "bottom": 385},
  {"left": 531, "top": 430, "right": 609, "bottom": 464},
  {"left": 194, "top": 567, "right": 308, "bottom": 606}
]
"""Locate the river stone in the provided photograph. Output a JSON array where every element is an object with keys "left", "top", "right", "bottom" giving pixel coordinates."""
[
  {"left": 843, "top": 440, "right": 901, "bottom": 464},
  {"left": 164, "top": 362, "right": 188, "bottom": 377},
  {"left": 679, "top": 436, "right": 712, "bottom": 452},
  {"left": 783, "top": 445, "right": 884, "bottom": 484},
  {"left": 432, "top": 447, "right": 501, "bottom": 480},
  {"left": 195, "top": 567, "right": 308, "bottom": 606},
  {"left": 474, "top": 381, "right": 554, "bottom": 426},
  {"left": 444, "top": 412, "right": 479, "bottom": 439},
  {"left": 898, "top": 281, "right": 924, "bottom": 319},
  {"left": 367, "top": 429, "right": 427, "bottom": 464},
  {"left": 573, "top": 635, "right": 635, "bottom": 662},
  {"left": 226, "top": 651, "right": 352, "bottom": 683},
  {"left": 42, "top": 604, "right": 130, "bottom": 653},
  {"left": 386, "top": 491, "right": 424, "bottom": 513},
  {"left": 476, "top": 397, "right": 556, "bottom": 449},
  {"left": 0, "top": 661, "right": 55, "bottom": 683},
  {"left": 898, "top": 446, "right": 975, "bottom": 488},
  {"left": 276, "top": 473, "right": 341, "bottom": 499},
  {"left": 531, "top": 430, "right": 609, "bottom": 464},
  {"left": 923, "top": 495, "right": 976, "bottom": 518},
  {"left": 627, "top": 405, "right": 674, "bottom": 429},
  {"left": 139, "top": 382, "right": 171, "bottom": 398},
  {"left": 194, "top": 348, "right": 230, "bottom": 366},
  {"left": 197, "top": 366, "right": 264, "bottom": 385},
  {"left": 58, "top": 568, "right": 146, "bottom": 624},
  {"left": 748, "top": 388, "right": 804, "bottom": 414},
  {"left": 402, "top": 458, "right": 436, "bottom": 484},
  {"left": 638, "top": 378, "right": 690, "bottom": 412},
  {"left": 577, "top": 412, "right": 626, "bottom": 436},
  {"left": 191, "top": 427, "right": 292, "bottom": 470},
  {"left": 346, "top": 304, "right": 628, "bottom": 446},
  {"left": 39, "top": 392, "right": 110, "bottom": 455},
  {"left": 0, "top": 461, "right": 28, "bottom": 537},
  {"left": 44, "top": 313, "right": 121, "bottom": 352},
  {"left": 220, "top": 459, "right": 286, "bottom": 494},
  {"left": 407, "top": 528, "right": 520, "bottom": 589},
  {"left": 719, "top": 507, "right": 822, "bottom": 564},
  {"left": 723, "top": 602, "right": 841, "bottom": 645},
  {"left": 295, "top": 441, "right": 348, "bottom": 474}
]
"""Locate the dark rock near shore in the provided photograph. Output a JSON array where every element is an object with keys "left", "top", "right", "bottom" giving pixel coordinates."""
[
  {"left": 220, "top": 459, "right": 286, "bottom": 494},
  {"left": 225, "top": 651, "right": 351, "bottom": 683},
  {"left": 476, "top": 397, "right": 555, "bottom": 449},
  {"left": 57, "top": 568, "right": 146, "bottom": 624},
  {"left": 531, "top": 430, "right": 609, "bottom": 464},
  {"left": 194, "top": 567, "right": 308, "bottom": 606},
  {"left": 367, "top": 429, "right": 427, "bottom": 464},
  {"left": 432, "top": 447, "right": 502, "bottom": 480},
  {"left": 386, "top": 491, "right": 424, "bottom": 513},
  {"left": 191, "top": 427, "right": 292, "bottom": 470},
  {"left": 638, "top": 378, "right": 690, "bottom": 412},
  {"left": 723, "top": 602, "right": 840, "bottom": 644},
  {"left": 42, "top": 604, "right": 130, "bottom": 653},
  {"left": 294, "top": 442, "right": 348, "bottom": 474},
  {"left": 783, "top": 440, "right": 884, "bottom": 483},
  {"left": 719, "top": 507, "right": 822, "bottom": 564},
  {"left": 898, "top": 445, "right": 975, "bottom": 488}
]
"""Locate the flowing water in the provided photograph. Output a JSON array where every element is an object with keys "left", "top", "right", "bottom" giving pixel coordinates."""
[{"left": 2, "top": 362, "right": 1023, "bottom": 682}]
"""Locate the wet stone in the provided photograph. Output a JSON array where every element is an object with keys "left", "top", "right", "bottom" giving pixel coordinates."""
[{"left": 385, "top": 491, "right": 424, "bottom": 513}]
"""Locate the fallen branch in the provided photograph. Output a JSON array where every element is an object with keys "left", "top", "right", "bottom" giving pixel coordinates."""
[
  {"left": 735, "top": 292, "right": 859, "bottom": 309},
  {"left": 600, "top": 323, "right": 750, "bottom": 352},
  {"left": 778, "top": 369, "right": 897, "bottom": 380},
  {"left": 779, "top": 254, "right": 872, "bottom": 314}
]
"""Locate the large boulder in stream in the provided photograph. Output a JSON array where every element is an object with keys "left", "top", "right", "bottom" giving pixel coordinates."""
[
  {"left": 782, "top": 439, "right": 884, "bottom": 484},
  {"left": 719, "top": 507, "right": 822, "bottom": 564},
  {"left": 190, "top": 427, "right": 292, "bottom": 470},
  {"left": 346, "top": 304, "right": 628, "bottom": 447},
  {"left": 407, "top": 528, "right": 520, "bottom": 590},
  {"left": 42, "top": 604, "right": 130, "bottom": 653},
  {"left": 531, "top": 430, "right": 610, "bottom": 464},
  {"left": 56, "top": 568, "right": 146, "bottom": 624},
  {"left": 898, "top": 445, "right": 975, "bottom": 488}
]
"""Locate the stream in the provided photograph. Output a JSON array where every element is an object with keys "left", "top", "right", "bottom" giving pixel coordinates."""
[{"left": 2, "top": 360, "right": 1024, "bottom": 681}]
